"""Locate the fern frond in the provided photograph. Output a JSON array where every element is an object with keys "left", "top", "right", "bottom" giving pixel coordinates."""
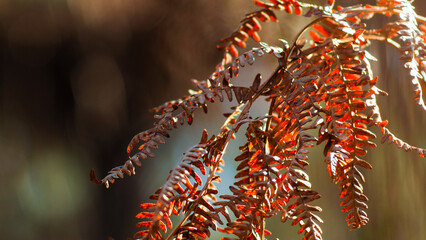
[
  {"left": 217, "top": 8, "right": 277, "bottom": 58},
  {"left": 90, "top": 117, "right": 171, "bottom": 188},
  {"left": 167, "top": 100, "right": 265, "bottom": 239},
  {"left": 216, "top": 120, "right": 276, "bottom": 239},
  {"left": 321, "top": 39, "right": 377, "bottom": 229},
  {"left": 380, "top": 127, "right": 426, "bottom": 157},
  {"left": 217, "top": 0, "right": 320, "bottom": 69},
  {"left": 267, "top": 77, "right": 324, "bottom": 240},
  {"left": 391, "top": 0, "right": 426, "bottom": 110},
  {"left": 135, "top": 130, "right": 211, "bottom": 240}
]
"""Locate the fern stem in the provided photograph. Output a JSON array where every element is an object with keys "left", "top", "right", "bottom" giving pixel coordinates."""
[
  {"left": 341, "top": 6, "right": 426, "bottom": 23},
  {"left": 260, "top": 214, "right": 265, "bottom": 240},
  {"left": 264, "top": 97, "right": 276, "bottom": 135},
  {"left": 285, "top": 16, "right": 331, "bottom": 66},
  {"left": 338, "top": 34, "right": 400, "bottom": 50}
]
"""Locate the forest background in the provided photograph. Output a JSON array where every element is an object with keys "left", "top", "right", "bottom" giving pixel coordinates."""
[{"left": 0, "top": 0, "right": 424, "bottom": 239}]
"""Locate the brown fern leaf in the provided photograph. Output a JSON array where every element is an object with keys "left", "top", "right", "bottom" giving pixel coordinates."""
[
  {"left": 174, "top": 191, "right": 222, "bottom": 240},
  {"left": 217, "top": 0, "right": 309, "bottom": 69},
  {"left": 134, "top": 130, "right": 210, "bottom": 240},
  {"left": 169, "top": 137, "right": 240, "bottom": 239},
  {"left": 220, "top": 48, "right": 327, "bottom": 238},
  {"left": 239, "top": 34, "right": 341, "bottom": 239},
  {"left": 267, "top": 84, "right": 324, "bottom": 240},
  {"left": 90, "top": 118, "right": 170, "bottom": 188},
  {"left": 274, "top": 130, "right": 323, "bottom": 240},
  {"left": 322, "top": 0, "right": 426, "bottom": 155},
  {"left": 90, "top": 157, "right": 146, "bottom": 188},
  {"left": 286, "top": 10, "right": 381, "bottom": 230},
  {"left": 375, "top": 0, "right": 426, "bottom": 109},
  {"left": 394, "top": 1, "right": 426, "bottom": 109},
  {"left": 217, "top": 8, "right": 277, "bottom": 59},
  {"left": 212, "top": 44, "right": 284, "bottom": 85},
  {"left": 254, "top": 0, "right": 303, "bottom": 15},
  {"left": 283, "top": 137, "right": 323, "bottom": 240},
  {"left": 380, "top": 126, "right": 426, "bottom": 157},
  {"left": 216, "top": 120, "right": 277, "bottom": 239},
  {"left": 321, "top": 40, "right": 377, "bottom": 230},
  {"left": 168, "top": 110, "right": 257, "bottom": 240}
]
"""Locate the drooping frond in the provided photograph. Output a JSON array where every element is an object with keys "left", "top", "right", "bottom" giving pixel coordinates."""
[
  {"left": 134, "top": 130, "right": 211, "bottom": 240},
  {"left": 381, "top": 0, "right": 426, "bottom": 110},
  {"left": 321, "top": 39, "right": 378, "bottom": 229},
  {"left": 380, "top": 127, "right": 426, "bottom": 157},
  {"left": 215, "top": 120, "right": 276, "bottom": 240}
]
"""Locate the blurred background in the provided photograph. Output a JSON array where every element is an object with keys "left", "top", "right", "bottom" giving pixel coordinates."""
[{"left": 0, "top": 0, "right": 424, "bottom": 239}]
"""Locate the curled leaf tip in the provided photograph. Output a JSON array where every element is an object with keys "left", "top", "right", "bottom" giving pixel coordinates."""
[{"left": 90, "top": 169, "right": 103, "bottom": 185}]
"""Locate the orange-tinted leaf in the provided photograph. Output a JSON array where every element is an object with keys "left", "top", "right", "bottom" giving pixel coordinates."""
[
  {"left": 159, "top": 220, "right": 167, "bottom": 233},
  {"left": 136, "top": 212, "right": 155, "bottom": 219},
  {"left": 140, "top": 203, "right": 156, "bottom": 209},
  {"left": 229, "top": 45, "right": 238, "bottom": 57},
  {"left": 253, "top": 0, "right": 269, "bottom": 8},
  {"left": 136, "top": 221, "right": 153, "bottom": 228},
  {"left": 134, "top": 230, "right": 149, "bottom": 238},
  {"left": 294, "top": 5, "right": 302, "bottom": 15}
]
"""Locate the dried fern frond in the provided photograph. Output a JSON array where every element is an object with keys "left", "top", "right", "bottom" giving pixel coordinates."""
[
  {"left": 135, "top": 130, "right": 211, "bottom": 239},
  {"left": 217, "top": 0, "right": 320, "bottom": 69},
  {"left": 387, "top": 0, "right": 426, "bottom": 110},
  {"left": 92, "top": 0, "right": 425, "bottom": 239}
]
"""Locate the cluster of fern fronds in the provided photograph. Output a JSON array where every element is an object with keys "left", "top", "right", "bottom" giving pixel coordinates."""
[{"left": 91, "top": 0, "right": 426, "bottom": 239}]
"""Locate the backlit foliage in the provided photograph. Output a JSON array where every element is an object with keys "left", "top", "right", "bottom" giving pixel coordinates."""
[{"left": 91, "top": 0, "right": 426, "bottom": 239}]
